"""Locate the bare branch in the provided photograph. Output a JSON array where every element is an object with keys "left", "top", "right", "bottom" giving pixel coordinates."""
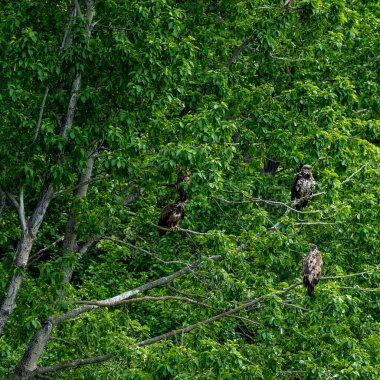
[
  {"left": 73, "top": 0, "right": 83, "bottom": 18},
  {"left": 136, "top": 282, "right": 302, "bottom": 347},
  {"left": 167, "top": 283, "right": 209, "bottom": 300},
  {"left": 33, "top": 86, "right": 50, "bottom": 142},
  {"left": 135, "top": 269, "right": 375, "bottom": 347},
  {"left": 0, "top": 191, "right": 5, "bottom": 217},
  {"left": 224, "top": 38, "right": 252, "bottom": 68},
  {"left": 122, "top": 187, "right": 144, "bottom": 206},
  {"left": 293, "top": 222, "right": 334, "bottom": 226},
  {"left": 4, "top": 191, "right": 20, "bottom": 212},
  {"left": 60, "top": 72, "right": 82, "bottom": 138},
  {"left": 18, "top": 187, "right": 27, "bottom": 232},
  {"left": 28, "top": 236, "right": 64, "bottom": 266},
  {"left": 53, "top": 175, "right": 109, "bottom": 197},
  {"left": 341, "top": 162, "right": 370, "bottom": 185},
  {"left": 211, "top": 195, "right": 320, "bottom": 214},
  {"left": 5, "top": 190, "right": 27, "bottom": 232},
  {"left": 33, "top": 354, "right": 112, "bottom": 376},
  {"left": 105, "top": 238, "right": 187, "bottom": 265},
  {"left": 56, "top": 256, "right": 221, "bottom": 324},
  {"left": 338, "top": 286, "right": 380, "bottom": 292},
  {"left": 73, "top": 296, "right": 213, "bottom": 310},
  {"left": 270, "top": 54, "right": 308, "bottom": 62},
  {"left": 86, "top": 0, "right": 94, "bottom": 26},
  {"left": 321, "top": 272, "right": 372, "bottom": 280},
  {"left": 60, "top": 6, "right": 75, "bottom": 51}
]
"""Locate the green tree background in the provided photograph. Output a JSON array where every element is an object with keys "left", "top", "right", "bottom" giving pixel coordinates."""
[{"left": 0, "top": 0, "right": 379, "bottom": 378}]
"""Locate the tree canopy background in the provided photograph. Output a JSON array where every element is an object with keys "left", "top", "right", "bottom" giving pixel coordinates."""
[{"left": 0, "top": 0, "right": 379, "bottom": 379}]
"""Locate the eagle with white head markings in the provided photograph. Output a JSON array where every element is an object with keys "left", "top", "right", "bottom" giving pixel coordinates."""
[
  {"left": 158, "top": 187, "right": 187, "bottom": 236},
  {"left": 303, "top": 245, "right": 323, "bottom": 296},
  {"left": 291, "top": 164, "right": 316, "bottom": 210}
]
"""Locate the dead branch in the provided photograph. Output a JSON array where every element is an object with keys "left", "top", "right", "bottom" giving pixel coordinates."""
[
  {"left": 56, "top": 256, "right": 221, "bottom": 323},
  {"left": 321, "top": 272, "right": 372, "bottom": 280},
  {"left": 341, "top": 161, "right": 371, "bottom": 185},
  {"left": 136, "top": 282, "right": 303, "bottom": 347},
  {"left": 211, "top": 195, "right": 321, "bottom": 214},
  {"left": 224, "top": 37, "right": 252, "bottom": 68},
  {"left": 73, "top": 295, "right": 213, "bottom": 310},
  {"left": 104, "top": 238, "right": 188, "bottom": 265},
  {"left": 33, "top": 354, "right": 111, "bottom": 376},
  {"left": 28, "top": 236, "right": 64, "bottom": 266},
  {"left": 33, "top": 86, "right": 50, "bottom": 142}
]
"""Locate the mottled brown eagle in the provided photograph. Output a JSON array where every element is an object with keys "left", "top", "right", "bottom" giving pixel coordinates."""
[
  {"left": 303, "top": 245, "right": 323, "bottom": 296},
  {"left": 291, "top": 164, "right": 316, "bottom": 209},
  {"left": 158, "top": 187, "right": 187, "bottom": 236}
]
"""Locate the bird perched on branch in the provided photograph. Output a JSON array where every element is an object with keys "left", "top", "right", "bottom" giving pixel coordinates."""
[
  {"left": 158, "top": 187, "right": 187, "bottom": 236},
  {"left": 291, "top": 164, "right": 315, "bottom": 209},
  {"left": 303, "top": 245, "right": 323, "bottom": 296}
]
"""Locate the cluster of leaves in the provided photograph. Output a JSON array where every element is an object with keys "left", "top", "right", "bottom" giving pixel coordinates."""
[{"left": 0, "top": 0, "right": 380, "bottom": 378}]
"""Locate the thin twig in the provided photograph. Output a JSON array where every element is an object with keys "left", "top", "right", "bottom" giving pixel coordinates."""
[
  {"left": 293, "top": 222, "right": 334, "bottom": 226},
  {"left": 321, "top": 272, "right": 371, "bottom": 280},
  {"left": 211, "top": 196, "right": 321, "bottom": 214},
  {"left": 341, "top": 162, "right": 370, "bottom": 185},
  {"left": 149, "top": 221, "right": 212, "bottom": 236},
  {"left": 104, "top": 237, "right": 187, "bottom": 265},
  {"left": 338, "top": 286, "right": 380, "bottom": 292},
  {"left": 53, "top": 175, "right": 109, "bottom": 197},
  {"left": 28, "top": 236, "right": 64, "bottom": 265}
]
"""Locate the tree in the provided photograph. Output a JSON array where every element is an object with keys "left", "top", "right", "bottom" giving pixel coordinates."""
[{"left": 1, "top": 0, "right": 380, "bottom": 379}]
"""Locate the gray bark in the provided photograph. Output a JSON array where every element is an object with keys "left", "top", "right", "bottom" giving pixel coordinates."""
[
  {"left": 62, "top": 154, "right": 95, "bottom": 283},
  {"left": 11, "top": 2, "right": 96, "bottom": 376},
  {"left": 0, "top": 0, "right": 93, "bottom": 337},
  {"left": 0, "top": 186, "right": 55, "bottom": 336},
  {"left": 12, "top": 319, "right": 55, "bottom": 380},
  {"left": 12, "top": 257, "right": 205, "bottom": 378}
]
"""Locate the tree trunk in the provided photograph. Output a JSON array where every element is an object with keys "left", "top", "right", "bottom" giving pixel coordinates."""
[
  {"left": 12, "top": 319, "right": 55, "bottom": 380},
  {"left": 63, "top": 154, "right": 95, "bottom": 283},
  {"left": 0, "top": 186, "right": 55, "bottom": 336}
]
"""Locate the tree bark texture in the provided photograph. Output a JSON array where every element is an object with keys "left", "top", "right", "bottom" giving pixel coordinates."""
[{"left": 0, "top": 186, "right": 55, "bottom": 336}]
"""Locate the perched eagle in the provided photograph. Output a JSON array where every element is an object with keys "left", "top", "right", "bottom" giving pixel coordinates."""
[
  {"left": 303, "top": 245, "right": 323, "bottom": 296},
  {"left": 158, "top": 188, "right": 187, "bottom": 236},
  {"left": 291, "top": 164, "right": 315, "bottom": 209}
]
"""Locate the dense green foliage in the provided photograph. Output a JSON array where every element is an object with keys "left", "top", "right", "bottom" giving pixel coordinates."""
[{"left": 0, "top": 0, "right": 380, "bottom": 378}]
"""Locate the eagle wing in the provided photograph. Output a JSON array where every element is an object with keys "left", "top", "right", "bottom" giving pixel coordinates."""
[
  {"left": 158, "top": 203, "right": 184, "bottom": 236},
  {"left": 291, "top": 173, "right": 301, "bottom": 201},
  {"left": 158, "top": 204, "right": 175, "bottom": 235},
  {"left": 303, "top": 250, "right": 323, "bottom": 296}
]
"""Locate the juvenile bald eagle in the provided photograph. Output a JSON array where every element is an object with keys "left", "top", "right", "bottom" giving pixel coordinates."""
[
  {"left": 158, "top": 188, "right": 187, "bottom": 236},
  {"left": 303, "top": 245, "right": 323, "bottom": 296},
  {"left": 291, "top": 164, "right": 315, "bottom": 209}
]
